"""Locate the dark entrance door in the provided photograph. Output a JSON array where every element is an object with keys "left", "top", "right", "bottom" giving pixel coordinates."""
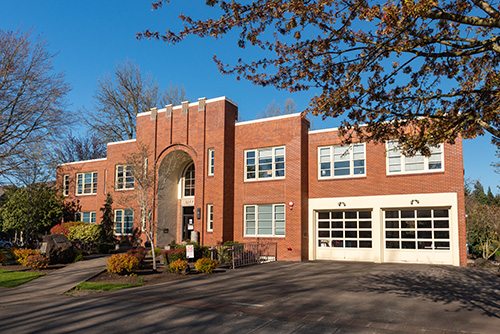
[{"left": 182, "top": 206, "right": 194, "bottom": 240}]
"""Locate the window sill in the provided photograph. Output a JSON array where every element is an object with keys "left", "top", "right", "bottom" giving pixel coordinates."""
[
  {"left": 114, "top": 188, "right": 135, "bottom": 191},
  {"left": 386, "top": 170, "right": 444, "bottom": 176},
  {"left": 244, "top": 235, "right": 286, "bottom": 238},
  {"left": 318, "top": 174, "right": 367, "bottom": 180},
  {"left": 76, "top": 193, "right": 97, "bottom": 196},
  {"left": 244, "top": 177, "right": 286, "bottom": 183}
]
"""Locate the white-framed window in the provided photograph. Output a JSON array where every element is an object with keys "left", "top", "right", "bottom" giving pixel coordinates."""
[
  {"left": 386, "top": 141, "right": 444, "bottom": 174},
  {"left": 208, "top": 148, "right": 214, "bottom": 176},
  {"left": 76, "top": 211, "right": 96, "bottom": 224},
  {"left": 317, "top": 210, "right": 372, "bottom": 248},
  {"left": 245, "top": 146, "right": 285, "bottom": 181},
  {"left": 63, "top": 174, "right": 69, "bottom": 196},
  {"left": 76, "top": 172, "right": 98, "bottom": 195},
  {"left": 115, "top": 164, "right": 134, "bottom": 190},
  {"left": 114, "top": 209, "right": 134, "bottom": 235},
  {"left": 318, "top": 144, "right": 366, "bottom": 178},
  {"left": 183, "top": 163, "right": 195, "bottom": 197},
  {"left": 244, "top": 204, "right": 285, "bottom": 237},
  {"left": 207, "top": 204, "right": 214, "bottom": 232},
  {"left": 384, "top": 208, "right": 450, "bottom": 250}
]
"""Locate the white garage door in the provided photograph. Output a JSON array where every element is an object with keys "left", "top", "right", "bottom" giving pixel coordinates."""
[
  {"left": 384, "top": 208, "right": 452, "bottom": 264},
  {"left": 316, "top": 210, "right": 374, "bottom": 261}
]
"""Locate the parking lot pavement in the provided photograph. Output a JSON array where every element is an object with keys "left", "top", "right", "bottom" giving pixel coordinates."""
[{"left": 1, "top": 260, "right": 499, "bottom": 333}]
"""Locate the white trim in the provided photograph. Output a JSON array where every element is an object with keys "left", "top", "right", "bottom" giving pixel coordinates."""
[
  {"left": 63, "top": 174, "right": 69, "bottom": 197},
  {"left": 309, "top": 123, "right": 368, "bottom": 134},
  {"left": 244, "top": 203, "right": 286, "bottom": 237},
  {"left": 308, "top": 193, "right": 460, "bottom": 266},
  {"left": 317, "top": 143, "right": 367, "bottom": 179},
  {"left": 115, "top": 164, "right": 135, "bottom": 191},
  {"left": 58, "top": 158, "right": 107, "bottom": 167},
  {"left": 244, "top": 146, "right": 286, "bottom": 181},
  {"left": 76, "top": 171, "right": 98, "bottom": 196},
  {"left": 114, "top": 209, "right": 134, "bottom": 236},
  {"left": 208, "top": 148, "right": 215, "bottom": 176},
  {"left": 385, "top": 141, "right": 445, "bottom": 175},
  {"left": 207, "top": 204, "right": 214, "bottom": 232},
  {"left": 309, "top": 127, "right": 339, "bottom": 134},
  {"left": 236, "top": 113, "right": 301, "bottom": 126},
  {"left": 137, "top": 96, "right": 238, "bottom": 117},
  {"left": 107, "top": 139, "right": 137, "bottom": 146}
]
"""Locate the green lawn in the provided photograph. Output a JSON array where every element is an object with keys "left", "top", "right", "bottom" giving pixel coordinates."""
[
  {"left": 75, "top": 281, "right": 142, "bottom": 291},
  {"left": 0, "top": 269, "right": 45, "bottom": 288}
]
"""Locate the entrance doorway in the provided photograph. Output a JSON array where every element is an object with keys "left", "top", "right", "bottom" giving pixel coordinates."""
[{"left": 182, "top": 206, "right": 194, "bottom": 240}]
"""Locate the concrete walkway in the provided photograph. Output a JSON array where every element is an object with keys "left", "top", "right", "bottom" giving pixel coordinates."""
[{"left": 0, "top": 255, "right": 107, "bottom": 304}]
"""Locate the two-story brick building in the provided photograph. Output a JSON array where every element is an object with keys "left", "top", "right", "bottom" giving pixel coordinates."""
[{"left": 57, "top": 96, "right": 466, "bottom": 266}]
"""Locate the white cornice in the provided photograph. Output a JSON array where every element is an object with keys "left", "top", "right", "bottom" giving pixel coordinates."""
[
  {"left": 236, "top": 113, "right": 302, "bottom": 126},
  {"left": 57, "top": 157, "right": 107, "bottom": 167},
  {"left": 107, "top": 139, "right": 137, "bottom": 146}
]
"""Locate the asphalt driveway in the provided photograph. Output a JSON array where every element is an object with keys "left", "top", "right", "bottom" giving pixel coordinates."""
[{"left": 1, "top": 261, "right": 499, "bottom": 333}]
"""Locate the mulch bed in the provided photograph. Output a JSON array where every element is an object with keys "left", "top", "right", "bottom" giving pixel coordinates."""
[{"left": 87, "top": 263, "right": 206, "bottom": 286}]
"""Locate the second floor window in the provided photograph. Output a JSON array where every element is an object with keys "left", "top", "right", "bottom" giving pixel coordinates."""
[
  {"left": 63, "top": 174, "right": 69, "bottom": 196},
  {"left": 116, "top": 165, "right": 134, "bottom": 190},
  {"left": 319, "top": 144, "right": 366, "bottom": 178},
  {"left": 208, "top": 148, "right": 214, "bottom": 176},
  {"left": 387, "top": 141, "right": 443, "bottom": 174},
  {"left": 76, "top": 172, "right": 97, "bottom": 195},
  {"left": 245, "top": 146, "right": 285, "bottom": 181}
]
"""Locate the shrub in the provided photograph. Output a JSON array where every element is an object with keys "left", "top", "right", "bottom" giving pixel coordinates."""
[
  {"left": 50, "top": 221, "right": 85, "bottom": 237},
  {"left": 162, "top": 248, "right": 186, "bottom": 264},
  {"left": 0, "top": 251, "right": 6, "bottom": 265},
  {"left": 169, "top": 259, "right": 188, "bottom": 274},
  {"left": 73, "top": 250, "right": 84, "bottom": 262},
  {"left": 149, "top": 247, "right": 162, "bottom": 257},
  {"left": 97, "top": 242, "right": 115, "bottom": 254},
  {"left": 13, "top": 249, "right": 39, "bottom": 266},
  {"left": 127, "top": 248, "right": 147, "bottom": 264},
  {"left": 68, "top": 223, "right": 101, "bottom": 243},
  {"left": 195, "top": 258, "right": 217, "bottom": 273},
  {"left": 24, "top": 254, "right": 49, "bottom": 270},
  {"left": 106, "top": 253, "right": 140, "bottom": 275}
]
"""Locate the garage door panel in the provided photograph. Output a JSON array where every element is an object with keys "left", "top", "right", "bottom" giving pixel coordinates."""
[
  {"left": 316, "top": 210, "right": 374, "bottom": 261},
  {"left": 383, "top": 208, "right": 452, "bottom": 265}
]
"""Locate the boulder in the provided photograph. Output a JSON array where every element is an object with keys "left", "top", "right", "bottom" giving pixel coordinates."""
[{"left": 39, "top": 234, "right": 74, "bottom": 264}]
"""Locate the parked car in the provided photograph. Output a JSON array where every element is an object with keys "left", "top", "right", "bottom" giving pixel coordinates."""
[{"left": 0, "top": 239, "right": 13, "bottom": 249}]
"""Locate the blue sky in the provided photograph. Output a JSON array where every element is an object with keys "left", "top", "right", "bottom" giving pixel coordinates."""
[{"left": 2, "top": 1, "right": 499, "bottom": 192}]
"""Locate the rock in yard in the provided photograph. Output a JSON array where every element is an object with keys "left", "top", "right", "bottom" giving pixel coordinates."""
[{"left": 39, "top": 234, "right": 74, "bottom": 264}]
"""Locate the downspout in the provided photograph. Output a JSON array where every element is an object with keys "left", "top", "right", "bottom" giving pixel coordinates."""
[{"left": 201, "top": 99, "right": 207, "bottom": 246}]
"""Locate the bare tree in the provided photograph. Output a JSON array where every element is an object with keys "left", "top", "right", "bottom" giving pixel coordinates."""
[
  {"left": 121, "top": 144, "right": 183, "bottom": 271},
  {"left": 258, "top": 98, "right": 298, "bottom": 118},
  {"left": 55, "top": 132, "right": 107, "bottom": 163},
  {"left": 161, "top": 83, "right": 187, "bottom": 107},
  {"left": 0, "top": 28, "right": 71, "bottom": 180},
  {"left": 85, "top": 59, "right": 188, "bottom": 143}
]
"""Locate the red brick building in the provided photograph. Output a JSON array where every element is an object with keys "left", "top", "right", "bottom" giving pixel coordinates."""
[{"left": 57, "top": 96, "right": 466, "bottom": 266}]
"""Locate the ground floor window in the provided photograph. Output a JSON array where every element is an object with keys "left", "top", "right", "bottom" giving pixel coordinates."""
[
  {"left": 114, "top": 209, "right": 134, "bottom": 235},
  {"left": 207, "top": 204, "right": 213, "bottom": 232},
  {"left": 245, "top": 204, "right": 285, "bottom": 237},
  {"left": 76, "top": 212, "right": 96, "bottom": 224},
  {"left": 317, "top": 210, "right": 372, "bottom": 248},
  {"left": 384, "top": 208, "right": 450, "bottom": 250}
]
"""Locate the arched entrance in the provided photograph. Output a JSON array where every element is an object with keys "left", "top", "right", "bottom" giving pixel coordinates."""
[{"left": 156, "top": 150, "right": 195, "bottom": 247}]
